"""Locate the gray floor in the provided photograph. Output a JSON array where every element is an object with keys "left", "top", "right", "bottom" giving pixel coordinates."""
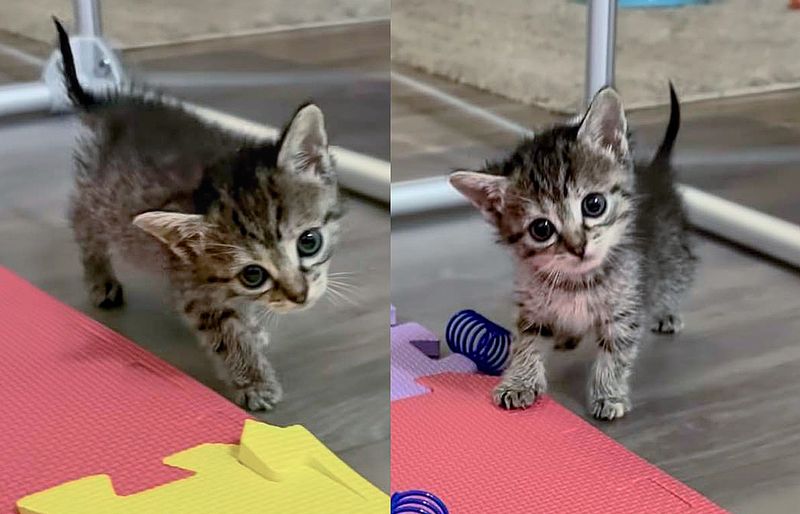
[
  {"left": 392, "top": 68, "right": 800, "bottom": 513},
  {"left": 0, "top": 23, "right": 389, "bottom": 491}
]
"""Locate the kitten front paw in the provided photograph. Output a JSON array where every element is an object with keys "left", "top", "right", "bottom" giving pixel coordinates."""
[
  {"left": 235, "top": 380, "right": 284, "bottom": 411},
  {"left": 493, "top": 379, "right": 546, "bottom": 410},
  {"left": 589, "top": 396, "right": 630, "bottom": 421},
  {"left": 89, "top": 279, "right": 124, "bottom": 309},
  {"left": 651, "top": 314, "right": 684, "bottom": 334}
]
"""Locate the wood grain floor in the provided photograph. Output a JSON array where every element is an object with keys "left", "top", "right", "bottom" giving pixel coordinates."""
[
  {"left": 392, "top": 67, "right": 800, "bottom": 513},
  {"left": 0, "top": 22, "right": 389, "bottom": 491}
]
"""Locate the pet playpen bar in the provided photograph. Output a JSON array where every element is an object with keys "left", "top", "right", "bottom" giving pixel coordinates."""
[
  {"left": 0, "top": 0, "right": 390, "bottom": 203},
  {"left": 391, "top": 0, "right": 800, "bottom": 269},
  {"left": 585, "top": 0, "right": 618, "bottom": 106}
]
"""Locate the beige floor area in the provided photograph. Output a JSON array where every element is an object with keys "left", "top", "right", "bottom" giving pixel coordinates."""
[
  {"left": 0, "top": 0, "right": 388, "bottom": 48},
  {"left": 392, "top": 0, "right": 800, "bottom": 112}
]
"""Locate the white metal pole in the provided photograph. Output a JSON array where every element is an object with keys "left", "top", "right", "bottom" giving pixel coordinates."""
[
  {"left": 391, "top": 177, "right": 464, "bottom": 217},
  {"left": 0, "top": 0, "right": 109, "bottom": 117},
  {"left": 73, "top": 0, "right": 102, "bottom": 37},
  {"left": 0, "top": 82, "right": 52, "bottom": 116},
  {"left": 585, "top": 0, "right": 618, "bottom": 105}
]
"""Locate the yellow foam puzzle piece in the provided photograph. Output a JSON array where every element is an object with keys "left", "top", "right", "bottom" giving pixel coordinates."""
[
  {"left": 17, "top": 420, "right": 388, "bottom": 514},
  {"left": 238, "top": 420, "right": 387, "bottom": 507}
]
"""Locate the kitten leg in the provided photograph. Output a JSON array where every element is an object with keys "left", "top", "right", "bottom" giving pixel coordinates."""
[
  {"left": 70, "top": 205, "right": 124, "bottom": 308},
  {"left": 588, "top": 315, "right": 643, "bottom": 420},
  {"left": 493, "top": 321, "right": 551, "bottom": 410},
  {"left": 650, "top": 249, "right": 693, "bottom": 335},
  {"left": 192, "top": 307, "right": 283, "bottom": 411},
  {"left": 227, "top": 330, "right": 284, "bottom": 412},
  {"left": 651, "top": 313, "right": 684, "bottom": 334}
]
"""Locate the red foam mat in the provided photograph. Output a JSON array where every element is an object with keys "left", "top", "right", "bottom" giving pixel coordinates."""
[
  {"left": 391, "top": 372, "right": 728, "bottom": 514},
  {"left": 0, "top": 268, "right": 249, "bottom": 513}
]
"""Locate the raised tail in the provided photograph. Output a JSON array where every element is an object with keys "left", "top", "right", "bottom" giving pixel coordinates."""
[
  {"left": 53, "top": 17, "right": 97, "bottom": 108},
  {"left": 652, "top": 81, "right": 680, "bottom": 165}
]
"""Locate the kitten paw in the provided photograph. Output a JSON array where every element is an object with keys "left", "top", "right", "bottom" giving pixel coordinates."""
[
  {"left": 493, "top": 380, "right": 545, "bottom": 410},
  {"left": 589, "top": 396, "right": 630, "bottom": 421},
  {"left": 554, "top": 337, "right": 580, "bottom": 351},
  {"left": 651, "top": 314, "right": 683, "bottom": 334},
  {"left": 90, "top": 279, "right": 124, "bottom": 309},
  {"left": 235, "top": 380, "right": 284, "bottom": 411}
]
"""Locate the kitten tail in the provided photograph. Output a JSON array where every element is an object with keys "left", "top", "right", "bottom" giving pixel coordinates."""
[
  {"left": 53, "top": 17, "right": 98, "bottom": 109},
  {"left": 651, "top": 81, "right": 680, "bottom": 165}
]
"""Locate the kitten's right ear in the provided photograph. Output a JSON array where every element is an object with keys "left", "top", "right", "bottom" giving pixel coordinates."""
[
  {"left": 133, "top": 212, "right": 208, "bottom": 255},
  {"left": 278, "top": 103, "right": 333, "bottom": 179},
  {"left": 578, "top": 87, "right": 629, "bottom": 159},
  {"left": 449, "top": 171, "right": 508, "bottom": 223}
]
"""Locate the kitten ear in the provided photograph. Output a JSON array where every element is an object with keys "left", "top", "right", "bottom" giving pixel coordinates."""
[
  {"left": 133, "top": 211, "right": 208, "bottom": 252},
  {"left": 277, "top": 103, "right": 333, "bottom": 178},
  {"left": 449, "top": 171, "right": 508, "bottom": 223},
  {"left": 578, "top": 87, "right": 629, "bottom": 158}
]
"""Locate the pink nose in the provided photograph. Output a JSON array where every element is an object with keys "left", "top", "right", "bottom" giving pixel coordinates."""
[
  {"left": 281, "top": 285, "right": 308, "bottom": 304},
  {"left": 563, "top": 238, "right": 586, "bottom": 259}
]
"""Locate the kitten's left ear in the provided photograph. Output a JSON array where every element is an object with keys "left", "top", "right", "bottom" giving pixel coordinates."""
[
  {"left": 278, "top": 103, "right": 333, "bottom": 178},
  {"left": 578, "top": 87, "right": 629, "bottom": 159},
  {"left": 449, "top": 170, "right": 508, "bottom": 225},
  {"left": 133, "top": 211, "right": 208, "bottom": 255}
]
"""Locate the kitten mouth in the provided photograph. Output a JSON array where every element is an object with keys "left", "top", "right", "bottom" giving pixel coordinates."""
[
  {"left": 562, "top": 254, "right": 603, "bottom": 275},
  {"left": 268, "top": 295, "right": 320, "bottom": 314},
  {"left": 268, "top": 302, "right": 305, "bottom": 314}
]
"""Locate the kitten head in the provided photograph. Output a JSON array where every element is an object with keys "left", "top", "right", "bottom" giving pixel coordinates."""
[
  {"left": 450, "top": 88, "right": 634, "bottom": 278},
  {"left": 134, "top": 103, "right": 342, "bottom": 313}
]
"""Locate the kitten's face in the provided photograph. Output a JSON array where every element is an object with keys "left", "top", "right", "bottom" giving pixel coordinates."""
[
  {"left": 451, "top": 89, "right": 634, "bottom": 278},
  {"left": 202, "top": 171, "right": 341, "bottom": 314},
  {"left": 134, "top": 103, "right": 341, "bottom": 312}
]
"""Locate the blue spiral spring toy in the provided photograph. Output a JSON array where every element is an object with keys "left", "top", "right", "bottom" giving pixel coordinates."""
[
  {"left": 445, "top": 309, "right": 511, "bottom": 376},
  {"left": 391, "top": 490, "right": 449, "bottom": 514}
]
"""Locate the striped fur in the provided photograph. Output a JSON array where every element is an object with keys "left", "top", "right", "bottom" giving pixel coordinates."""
[
  {"left": 58, "top": 22, "right": 341, "bottom": 411},
  {"left": 451, "top": 86, "right": 695, "bottom": 420}
]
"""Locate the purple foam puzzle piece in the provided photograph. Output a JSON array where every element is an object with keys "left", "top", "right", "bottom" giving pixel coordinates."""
[
  {"left": 391, "top": 322, "right": 476, "bottom": 401},
  {"left": 391, "top": 363, "right": 430, "bottom": 401},
  {"left": 390, "top": 304, "right": 397, "bottom": 326},
  {"left": 410, "top": 338, "right": 440, "bottom": 358}
]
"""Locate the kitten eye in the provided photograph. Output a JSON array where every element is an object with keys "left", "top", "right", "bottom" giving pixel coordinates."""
[
  {"left": 239, "top": 264, "right": 268, "bottom": 289},
  {"left": 582, "top": 193, "right": 607, "bottom": 218},
  {"left": 529, "top": 218, "right": 555, "bottom": 242},
  {"left": 297, "top": 229, "right": 323, "bottom": 257}
]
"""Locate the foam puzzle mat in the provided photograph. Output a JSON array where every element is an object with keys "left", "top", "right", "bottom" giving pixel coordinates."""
[
  {"left": 18, "top": 420, "right": 386, "bottom": 514},
  {"left": 0, "top": 267, "right": 386, "bottom": 513},
  {"left": 391, "top": 322, "right": 474, "bottom": 401},
  {"left": 390, "top": 308, "right": 728, "bottom": 513}
]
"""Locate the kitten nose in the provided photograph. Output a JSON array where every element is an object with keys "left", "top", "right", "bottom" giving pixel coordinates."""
[
  {"left": 570, "top": 244, "right": 586, "bottom": 259},
  {"left": 563, "top": 234, "right": 586, "bottom": 259},
  {"left": 281, "top": 283, "right": 308, "bottom": 304}
]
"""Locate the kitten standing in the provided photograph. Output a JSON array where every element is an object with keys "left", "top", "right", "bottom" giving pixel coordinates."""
[
  {"left": 450, "top": 85, "right": 695, "bottom": 420},
  {"left": 56, "top": 20, "right": 342, "bottom": 410}
]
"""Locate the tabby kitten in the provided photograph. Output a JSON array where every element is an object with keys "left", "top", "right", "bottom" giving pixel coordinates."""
[
  {"left": 450, "top": 86, "right": 695, "bottom": 420},
  {"left": 56, "top": 20, "right": 342, "bottom": 411}
]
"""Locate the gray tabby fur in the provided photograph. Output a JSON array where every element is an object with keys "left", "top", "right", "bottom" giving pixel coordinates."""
[
  {"left": 449, "top": 86, "right": 695, "bottom": 420},
  {"left": 56, "top": 20, "right": 342, "bottom": 411}
]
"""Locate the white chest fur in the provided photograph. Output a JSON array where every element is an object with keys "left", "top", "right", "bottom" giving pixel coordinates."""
[{"left": 514, "top": 261, "right": 639, "bottom": 337}]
